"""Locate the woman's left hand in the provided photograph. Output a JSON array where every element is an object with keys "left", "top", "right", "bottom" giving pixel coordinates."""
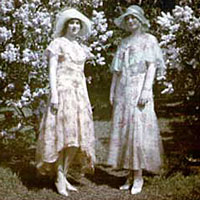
[
  {"left": 50, "top": 103, "right": 58, "bottom": 115},
  {"left": 138, "top": 90, "right": 150, "bottom": 107}
]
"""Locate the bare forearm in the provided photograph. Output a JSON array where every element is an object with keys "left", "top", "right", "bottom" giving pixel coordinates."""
[
  {"left": 142, "top": 62, "right": 156, "bottom": 91},
  {"left": 110, "top": 72, "right": 118, "bottom": 105},
  {"left": 110, "top": 73, "right": 118, "bottom": 96},
  {"left": 138, "top": 62, "right": 156, "bottom": 106},
  {"left": 49, "top": 54, "right": 58, "bottom": 104}
]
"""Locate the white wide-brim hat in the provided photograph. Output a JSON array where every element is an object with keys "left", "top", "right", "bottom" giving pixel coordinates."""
[
  {"left": 54, "top": 8, "right": 92, "bottom": 38},
  {"left": 114, "top": 5, "right": 150, "bottom": 30}
]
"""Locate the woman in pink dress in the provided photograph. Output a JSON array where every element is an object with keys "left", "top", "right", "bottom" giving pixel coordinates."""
[
  {"left": 107, "top": 5, "right": 165, "bottom": 195},
  {"left": 36, "top": 8, "right": 95, "bottom": 197}
]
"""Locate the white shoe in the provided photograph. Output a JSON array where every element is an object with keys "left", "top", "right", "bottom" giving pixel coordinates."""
[
  {"left": 131, "top": 178, "right": 144, "bottom": 195},
  {"left": 119, "top": 177, "right": 132, "bottom": 190},
  {"left": 119, "top": 183, "right": 131, "bottom": 190},
  {"left": 55, "top": 171, "right": 69, "bottom": 196},
  {"left": 64, "top": 177, "right": 78, "bottom": 192}
]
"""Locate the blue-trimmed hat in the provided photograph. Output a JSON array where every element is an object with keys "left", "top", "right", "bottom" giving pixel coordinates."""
[{"left": 114, "top": 5, "right": 150, "bottom": 30}]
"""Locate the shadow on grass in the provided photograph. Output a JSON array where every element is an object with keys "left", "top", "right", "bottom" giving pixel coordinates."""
[
  {"left": 0, "top": 112, "right": 200, "bottom": 193},
  {"left": 0, "top": 148, "right": 56, "bottom": 191},
  {"left": 161, "top": 119, "right": 200, "bottom": 177},
  {"left": 86, "top": 165, "right": 126, "bottom": 189}
]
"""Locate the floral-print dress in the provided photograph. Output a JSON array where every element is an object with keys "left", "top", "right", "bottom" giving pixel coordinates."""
[
  {"left": 36, "top": 37, "right": 95, "bottom": 175},
  {"left": 107, "top": 33, "right": 165, "bottom": 173}
]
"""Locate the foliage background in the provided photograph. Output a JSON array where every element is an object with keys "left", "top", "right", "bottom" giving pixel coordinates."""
[
  {"left": 0, "top": 0, "right": 199, "bottom": 181},
  {"left": 0, "top": 1, "right": 200, "bottom": 199}
]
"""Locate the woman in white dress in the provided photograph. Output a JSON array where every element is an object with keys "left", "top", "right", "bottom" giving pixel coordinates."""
[
  {"left": 36, "top": 8, "right": 95, "bottom": 196},
  {"left": 107, "top": 5, "right": 165, "bottom": 195}
]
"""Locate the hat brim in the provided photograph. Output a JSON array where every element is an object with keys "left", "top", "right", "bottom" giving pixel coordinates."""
[
  {"left": 114, "top": 10, "right": 150, "bottom": 30},
  {"left": 54, "top": 8, "right": 92, "bottom": 38}
]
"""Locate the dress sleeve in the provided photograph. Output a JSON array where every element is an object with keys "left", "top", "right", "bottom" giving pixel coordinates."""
[
  {"left": 110, "top": 43, "right": 124, "bottom": 73},
  {"left": 144, "top": 34, "right": 166, "bottom": 78},
  {"left": 81, "top": 44, "right": 93, "bottom": 60},
  {"left": 45, "top": 38, "right": 62, "bottom": 58}
]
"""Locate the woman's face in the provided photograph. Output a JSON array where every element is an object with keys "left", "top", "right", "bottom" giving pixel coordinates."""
[
  {"left": 66, "top": 18, "right": 81, "bottom": 37},
  {"left": 125, "top": 15, "right": 141, "bottom": 32}
]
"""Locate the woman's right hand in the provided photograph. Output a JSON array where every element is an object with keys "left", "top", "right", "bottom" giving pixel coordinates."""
[
  {"left": 138, "top": 89, "right": 150, "bottom": 107},
  {"left": 50, "top": 103, "right": 58, "bottom": 115},
  {"left": 109, "top": 93, "right": 114, "bottom": 106}
]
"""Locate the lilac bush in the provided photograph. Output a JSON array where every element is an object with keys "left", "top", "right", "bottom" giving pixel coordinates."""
[
  {"left": 157, "top": 5, "right": 200, "bottom": 120},
  {"left": 0, "top": 0, "right": 112, "bottom": 138},
  {"left": 1, "top": 0, "right": 199, "bottom": 141}
]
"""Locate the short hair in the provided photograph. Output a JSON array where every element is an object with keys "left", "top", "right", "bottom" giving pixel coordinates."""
[{"left": 60, "top": 18, "right": 82, "bottom": 37}]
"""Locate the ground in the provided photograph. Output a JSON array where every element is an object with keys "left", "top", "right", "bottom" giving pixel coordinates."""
[{"left": 0, "top": 117, "right": 200, "bottom": 200}]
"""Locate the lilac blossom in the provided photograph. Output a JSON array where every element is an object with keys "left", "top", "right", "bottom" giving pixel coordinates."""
[
  {"left": 90, "top": 10, "right": 113, "bottom": 65},
  {"left": 0, "top": 0, "right": 113, "bottom": 132},
  {"left": 0, "top": 27, "right": 12, "bottom": 44},
  {"left": 1, "top": 43, "right": 20, "bottom": 63},
  {"left": 157, "top": 5, "right": 200, "bottom": 99},
  {"left": 0, "top": 0, "right": 14, "bottom": 14},
  {"left": 0, "top": 70, "right": 6, "bottom": 80}
]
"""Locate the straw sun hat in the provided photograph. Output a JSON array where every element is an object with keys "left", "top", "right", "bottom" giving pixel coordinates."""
[
  {"left": 114, "top": 5, "right": 150, "bottom": 30},
  {"left": 54, "top": 7, "right": 92, "bottom": 38}
]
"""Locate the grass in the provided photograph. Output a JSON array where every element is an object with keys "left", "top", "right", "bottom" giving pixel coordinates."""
[
  {"left": 0, "top": 166, "right": 60, "bottom": 200},
  {"left": 0, "top": 163, "right": 199, "bottom": 200},
  {"left": 0, "top": 117, "right": 200, "bottom": 200},
  {"left": 0, "top": 85, "right": 200, "bottom": 199}
]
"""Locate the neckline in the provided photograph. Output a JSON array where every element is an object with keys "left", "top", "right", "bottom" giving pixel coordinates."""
[
  {"left": 60, "top": 37, "right": 79, "bottom": 45},
  {"left": 128, "top": 32, "right": 145, "bottom": 40}
]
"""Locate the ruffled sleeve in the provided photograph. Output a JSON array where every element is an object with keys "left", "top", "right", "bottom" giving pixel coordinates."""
[
  {"left": 110, "top": 43, "right": 125, "bottom": 73},
  {"left": 144, "top": 34, "right": 166, "bottom": 78},
  {"left": 81, "top": 44, "right": 93, "bottom": 60},
  {"left": 45, "top": 38, "right": 62, "bottom": 58}
]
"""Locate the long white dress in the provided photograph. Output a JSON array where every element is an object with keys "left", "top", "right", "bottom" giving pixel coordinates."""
[
  {"left": 107, "top": 33, "right": 165, "bottom": 173},
  {"left": 36, "top": 37, "right": 95, "bottom": 176}
]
